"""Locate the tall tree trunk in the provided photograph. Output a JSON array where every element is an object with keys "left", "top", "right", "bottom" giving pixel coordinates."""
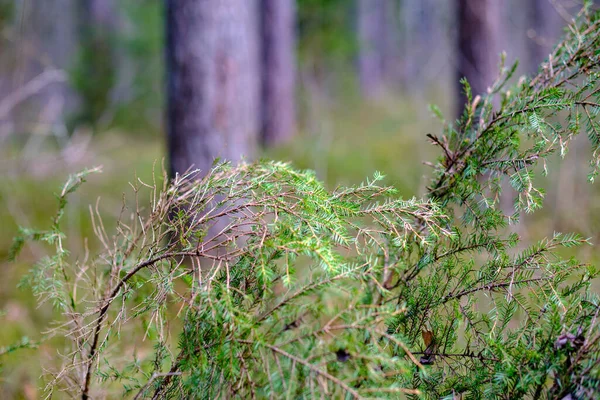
[
  {"left": 455, "top": 0, "right": 503, "bottom": 116},
  {"left": 357, "top": 0, "right": 386, "bottom": 98},
  {"left": 380, "top": 0, "right": 402, "bottom": 90},
  {"left": 456, "top": 0, "right": 510, "bottom": 213},
  {"left": 260, "top": 0, "right": 296, "bottom": 147},
  {"left": 527, "top": 0, "right": 566, "bottom": 74},
  {"left": 166, "top": 0, "right": 260, "bottom": 178},
  {"left": 402, "top": 0, "right": 436, "bottom": 91}
]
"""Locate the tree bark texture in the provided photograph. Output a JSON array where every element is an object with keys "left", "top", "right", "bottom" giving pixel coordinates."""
[
  {"left": 260, "top": 0, "right": 296, "bottom": 147},
  {"left": 456, "top": 0, "right": 503, "bottom": 116},
  {"left": 166, "top": 0, "right": 260, "bottom": 177}
]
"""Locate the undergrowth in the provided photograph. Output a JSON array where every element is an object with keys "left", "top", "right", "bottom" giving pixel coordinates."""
[{"left": 8, "top": 4, "right": 600, "bottom": 399}]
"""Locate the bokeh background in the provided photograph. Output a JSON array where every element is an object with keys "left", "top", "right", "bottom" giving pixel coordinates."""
[{"left": 1, "top": 0, "right": 599, "bottom": 397}]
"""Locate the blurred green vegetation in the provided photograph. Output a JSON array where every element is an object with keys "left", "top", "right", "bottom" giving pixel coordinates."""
[
  {"left": 3, "top": 90, "right": 600, "bottom": 397},
  {"left": 272, "top": 95, "right": 442, "bottom": 195},
  {"left": 297, "top": 0, "right": 356, "bottom": 64},
  {"left": 69, "top": 0, "right": 164, "bottom": 135},
  {"left": 2, "top": 1, "right": 600, "bottom": 396},
  {"left": 0, "top": 133, "right": 161, "bottom": 397},
  {"left": 0, "top": 97, "right": 423, "bottom": 397}
]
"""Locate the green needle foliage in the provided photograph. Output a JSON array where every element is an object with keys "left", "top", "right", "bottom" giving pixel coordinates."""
[{"left": 9, "top": 4, "right": 600, "bottom": 399}]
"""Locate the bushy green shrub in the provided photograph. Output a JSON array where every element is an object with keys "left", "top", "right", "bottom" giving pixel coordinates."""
[{"left": 9, "top": 5, "right": 600, "bottom": 399}]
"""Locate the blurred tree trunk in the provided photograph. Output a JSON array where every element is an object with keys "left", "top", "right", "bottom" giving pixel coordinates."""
[
  {"left": 380, "top": 0, "right": 402, "bottom": 89},
  {"left": 166, "top": 0, "right": 260, "bottom": 178},
  {"left": 38, "top": 0, "right": 78, "bottom": 79},
  {"left": 260, "top": 0, "right": 296, "bottom": 147},
  {"left": 357, "top": 0, "right": 386, "bottom": 98},
  {"left": 455, "top": 0, "right": 503, "bottom": 116},
  {"left": 456, "top": 0, "right": 510, "bottom": 213},
  {"left": 527, "top": 0, "right": 565, "bottom": 74},
  {"left": 402, "top": 0, "right": 436, "bottom": 91},
  {"left": 399, "top": 0, "right": 456, "bottom": 112}
]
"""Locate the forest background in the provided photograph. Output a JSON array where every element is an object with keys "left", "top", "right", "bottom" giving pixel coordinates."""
[{"left": 1, "top": 0, "right": 599, "bottom": 397}]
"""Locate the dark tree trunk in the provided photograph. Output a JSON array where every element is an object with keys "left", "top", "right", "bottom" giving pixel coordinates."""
[
  {"left": 455, "top": 0, "right": 503, "bottom": 116},
  {"left": 166, "top": 0, "right": 260, "bottom": 178},
  {"left": 260, "top": 0, "right": 296, "bottom": 147},
  {"left": 357, "top": 0, "right": 386, "bottom": 98}
]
